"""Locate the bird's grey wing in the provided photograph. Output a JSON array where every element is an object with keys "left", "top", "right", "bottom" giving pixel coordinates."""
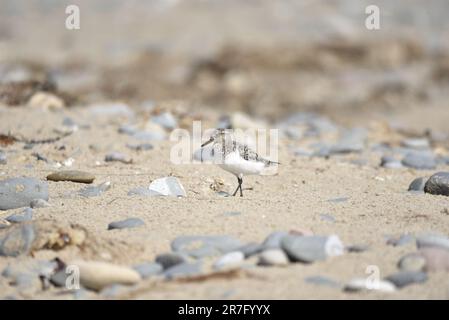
[{"left": 235, "top": 141, "right": 279, "bottom": 165}]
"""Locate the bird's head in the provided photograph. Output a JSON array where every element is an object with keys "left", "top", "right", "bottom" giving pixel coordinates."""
[{"left": 201, "top": 128, "right": 227, "bottom": 147}]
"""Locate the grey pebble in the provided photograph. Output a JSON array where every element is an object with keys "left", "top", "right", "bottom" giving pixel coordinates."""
[
  {"left": 0, "top": 177, "right": 49, "bottom": 210},
  {"left": 30, "top": 199, "right": 51, "bottom": 208},
  {"left": 384, "top": 271, "right": 427, "bottom": 289},
  {"left": 320, "top": 213, "right": 335, "bottom": 223},
  {"left": 78, "top": 181, "right": 111, "bottom": 197},
  {"left": 327, "top": 197, "right": 349, "bottom": 203},
  {"left": 408, "top": 177, "right": 428, "bottom": 192},
  {"left": 6, "top": 208, "right": 33, "bottom": 223},
  {"left": 346, "top": 244, "right": 369, "bottom": 253},
  {"left": 126, "top": 143, "right": 154, "bottom": 151},
  {"left": 152, "top": 112, "right": 177, "bottom": 130},
  {"left": 0, "top": 223, "right": 36, "bottom": 257},
  {"left": 387, "top": 234, "right": 414, "bottom": 247},
  {"left": 108, "top": 218, "right": 145, "bottom": 230},
  {"left": 155, "top": 252, "right": 188, "bottom": 270},
  {"left": 164, "top": 262, "right": 202, "bottom": 280},
  {"left": 237, "top": 243, "right": 264, "bottom": 258},
  {"left": 171, "top": 235, "right": 242, "bottom": 258},
  {"left": 398, "top": 253, "right": 426, "bottom": 272},
  {"left": 401, "top": 152, "right": 436, "bottom": 170},
  {"left": 281, "top": 235, "right": 344, "bottom": 263},
  {"left": 262, "top": 231, "right": 289, "bottom": 250},
  {"left": 416, "top": 233, "right": 449, "bottom": 251},
  {"left": 105, "top": 152, "right": 132, "bottom": 164},
  {"left": 305, "top": 275, "right": 342, "bottom": 289},
  {"left": 133, "top": 262, "right": 163, "bottom": 279},
  {"left": 424, "top": 172, "right": 449, "bottom": 196},
  {"left": 401, "top": 138, "right": 430, "bottom": 150},
  {"left": 380, "top": 156, "right": 403, "bottom": 169}
]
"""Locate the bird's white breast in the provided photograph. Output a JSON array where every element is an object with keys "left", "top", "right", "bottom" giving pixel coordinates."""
[{"left": 219, "top": 151, "right": 266, "bottom": 176}]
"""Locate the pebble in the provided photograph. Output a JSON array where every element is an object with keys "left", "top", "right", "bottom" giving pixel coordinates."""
[
  {"left": 401, "top": 152, "right": 437, "bottom": 170},
  {"left": 305, "top": 275, "right": 341, "bottom": 289},
  {"left": 164, "top": 262, "right": 202, "bottom": 280},
  {"left": 69, "top": 260, "right": 141, "bottom": 291},
  {"left": 384, "top": 271, "right": 427, "bottom": 288},
  {"left": 258, "top": 249, "right": 289, "bottom": 266},
  {"left": 27, "top": 91, "right": 65, "bottom": 110},
  {"left": 148, "top": 177, "right": 186, "bottom": 197},
  {"left": 107, "top": 218, "right": 145, "bottom": 230},
  {"left": 29, "top": 199, "right": 51, "bottom": 208},
  {"left": 152, "top": 112, "right": 177, "bottom": 130},
  {"left": 408, "top": 177, "right": 428, "bottom": 192},
  {"left": 419, "top": 247, "right": 449, "bottom": 272},
  {"left": 281, "top": 235, "right": 344, "bottom": 263},
  {"left": 105, "top": 152, "right": 132, "bottom": 164},
  {"left": 401, "top": 138, "right": 430, "bottom": 150},
  {"left": 327, "top": 197, "right": 349, "bottom": 203},
  {"left": 155, "top": 253, "right": 188, "bottom": 270},
  {"left": 386, "top": 234, "right": 414, "bottom": 247},
  {"left": 424, "top": 172, "right": 449, "bottom": 196},
  {"left": 171, "top": 235, "right": 242, "bottom": 258},
  {"left": 329, "top": 128, "right": 367, "bottom": 154},
  {"left": 0, "top": 151, "right": 6, "bottom": 165},
  {"left": 398, "top": 253, "right": 426, "bottom": 272},
  {"left": 6, "top": 208, "right": 33, "bottom": 223},
  {"left": 237, "top": 243, "right": 264, "bottom": 258},
  {"left": 47, "top": 170, "right": 95, "bottom": 184},
  {"left": 0, "top": 177, "right": 49, "bottom": 210},
  {"left": 126, "top": 143, "right": 153, "bottom": 151},
  {"left": 262, "top": 231, "right": 289, "bottom": 250},
  {"left": 380, "top": 156, "right": 403, "bottom": 169},
  {"left": 320, "top": 213, "right": 336, "bottom": 223},
  {"left": 0, "top": 223, "right": 36, "bottom": 257},
  {"left": 213, "top": 251, "right": 244, "bottom": 270},
  {"left": 78, "top": 181, "right": 111, "bottom": 197},
  {"left": 133, "top": 262, "right": 163, "bottom": 279},
  {"left": 346, "top": 244, "right": 369, "bottom": 253},
  {"left": 127, "top": 187, "right": 161, "bottom": 196},
  {"left": 344, "top": 278, "right": 396, "bottom": 293},
  {"left": 416, "top": 233, "right": 449, "bottom": 251}
]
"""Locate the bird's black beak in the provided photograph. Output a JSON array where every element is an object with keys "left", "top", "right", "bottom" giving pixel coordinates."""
[{"left": 201, "top": 137, "right": 214, "bottom": 147}]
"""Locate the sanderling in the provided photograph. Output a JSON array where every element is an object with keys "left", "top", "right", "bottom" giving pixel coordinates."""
[{"left": 201, "top": 129, "right": 279, "bottom": 197}]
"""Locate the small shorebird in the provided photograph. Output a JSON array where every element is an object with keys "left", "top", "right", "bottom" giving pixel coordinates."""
[{"left": 201, "top": 129, "right": 279, "bottom": 197}]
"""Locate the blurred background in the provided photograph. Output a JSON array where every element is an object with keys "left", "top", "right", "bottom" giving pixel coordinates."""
[{"left": 1, "top": 0, "right": 449, "bottom": 130}]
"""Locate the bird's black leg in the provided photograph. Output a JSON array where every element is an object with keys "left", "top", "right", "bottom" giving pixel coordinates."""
[
  {"left": 239, "top": 177, "right": 243, "bottom": 197},
  {"left": 232, "top": 178, "right": 240, "bottom": 196}
]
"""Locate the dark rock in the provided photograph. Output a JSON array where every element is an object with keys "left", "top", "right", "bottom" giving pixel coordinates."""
[
  {"left": 155, "top": 253, "right": 187, "bottom": 270},
  {"left": 424, "top": 172, "right": 449, "bottom": 196},
  {"left": 408, "top": 177, "right": 428, "bottom": 192},
  {"left": 384, "top": 271, "right": 427, "bottom": 288}
]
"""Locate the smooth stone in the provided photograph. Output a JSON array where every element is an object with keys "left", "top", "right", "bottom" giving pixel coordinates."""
[
  {"left": 105, "top": 152, "right": 132, "bottom": 164},
  {"left": 344, "top": 278, "right": 396, "bottom": 293},
  {"left": 387, "top": 234, "right": 414, "bottom": 247},
  {"left": 0, "top": 223, "right": 36, "bottom": 257},
  {"left": 29, "top": 199, "right": 51, "bottom": 208},
  {"left": 380, "top": 156, "right": 403, "bottom": 169},
  {"left": 127, "top": 187, "right": 161, "bottom": 196},
  {"left": 148, "top": 177, "right": 186, "bottom": 197},
  {"left": 133, "top": 263, "right": 163, "bottom": 279},
  {"left": 132, "top": 131, "right": 166, "bottom": 141},
  {"left": 237, "top": 243, "right": 264, "bottom": 258},
  {"left": 0, "top": 151, "right": 6, "bottom": 165},
  {"left": 107, "top": 218, "right": 144, "bottom": 230},
  {"left": 171, "top": 235, "right": 242, "bottom": 258},
  {"left": 327, "top": 197, "right": 349, "bottom": 203},
  {"left": 155, "top": 253, "right": 188, "bottom": 270},
  {"left": 50, "top": 269, "right": 69, "bottom": 287},
  {"left": 164, "top": 262, "right": 202, "bottom": 280},
  {"left": 47, "top": 170, "right": 95, "bottom": 184},
  {"left": 305, "top": 275, "right": 341, "bottom": 288},
  {"left": 398, "top": 253, "right": 426, "bottom": 272},
  {"left": 262, "top": 231, "right": 289, "bottom": 250},
  {"left": 401, "top": 138, "right": 430, "bottom": 150},
  {"left": 152, "top": 112, "right": 177, "bottom": 130},
  {"left": 416, "top": 234, "right": 449, "bottom": 251},
  {"left": 258, "top": 249, "right": 289, "bottom": 266},
  {"left": 69, "top": 260, "right": 141, "bottom": 291},
  {"left": 401, "top": 152, "right": 436, "bottom": 170},
  {"left": 126, "top": 143, "right": 153, "bottom": 151},
  {"left": 419, "top": 247, "right": 449, "bottom": 272},
  {"left": 408, "top": 177, "right": 428, "bottom": 192},
  {"left": 2, "top": 259, "right": 57, "bottom": 280},
  {"left": 320, "top": 213, "right": 336, "bottom": 223},
  {"left": 281, "top": 235, "right": 344, "bottom": 263},
  {"left": 384, "top": 271, "right": 427, "bottom": 288},
  {"left": 424, "top": 172, "right": 449, "bottom": 196},
  {"left": 213, "top": 251, "right": 244, "bottom": 270},
  {"left": 329, "top": 128, "right": 367, "bottom": 154},
  {"left": 118, "top": 125, "right": 138, "bottom": 135},
  {"left": 78, "top": 181, "right": 111, "bottom": 197},
  {"left": 0, "top": 177, "right": 49, "bottom": 210},
  {"left": 346, "top": 244, "right": 369, "bottom": 253},
  {"left": 6, "top": 208, "right": 33, "bottom": 223}
]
